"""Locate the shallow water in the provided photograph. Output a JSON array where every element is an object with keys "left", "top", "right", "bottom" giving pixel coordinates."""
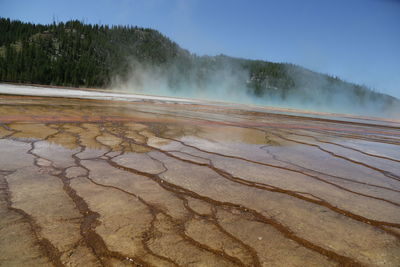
[{"left": 0, "top": 92, "right": 399, "bottom": 266}]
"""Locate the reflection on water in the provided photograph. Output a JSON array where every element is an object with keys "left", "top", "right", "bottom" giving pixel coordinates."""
[{"left": 0, "top": 95, "right": 400, "bottom": 266}]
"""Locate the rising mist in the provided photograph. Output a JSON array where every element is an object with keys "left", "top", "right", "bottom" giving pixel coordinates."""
[{"left": 110, "top": 55, "right": 400, "bottom": 119}]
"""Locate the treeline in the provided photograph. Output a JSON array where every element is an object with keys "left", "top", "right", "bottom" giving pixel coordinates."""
[
  {"left": 0, "top": 17, "right": 317, "bottom": 93},
  {"left": 0, "top": 18, "right": 181, "bottom": 87},
  {"left": 0, "top": 17, "right": 398, "bottom": 114}
]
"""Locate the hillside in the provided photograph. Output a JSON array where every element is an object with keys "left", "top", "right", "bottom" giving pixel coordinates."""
[{"left": 0, "top": 18, "right": 399, "bottom": 116}]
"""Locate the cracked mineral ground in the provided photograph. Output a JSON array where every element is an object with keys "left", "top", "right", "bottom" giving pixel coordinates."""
[{"left": 0, "top": 92, "right": 399, "bottom": 267}]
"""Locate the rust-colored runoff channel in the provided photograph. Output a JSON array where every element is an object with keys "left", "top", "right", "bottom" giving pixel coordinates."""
[{"left": 0, "top": 94, "right": 399, "bottom": 266}]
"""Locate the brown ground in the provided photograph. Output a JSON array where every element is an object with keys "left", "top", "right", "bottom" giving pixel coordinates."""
[{"left": 0, "top": 94, "right": 399, "bottom": 267}]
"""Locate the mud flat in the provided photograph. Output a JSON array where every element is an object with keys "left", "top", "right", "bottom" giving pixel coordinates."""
[{"left": 0, "top": 86, "right": 400, "bottom": 266}]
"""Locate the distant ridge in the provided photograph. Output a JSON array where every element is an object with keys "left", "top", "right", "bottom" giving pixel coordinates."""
[{"left": 0, "top": 17, "right": 399, "bottom": 116}]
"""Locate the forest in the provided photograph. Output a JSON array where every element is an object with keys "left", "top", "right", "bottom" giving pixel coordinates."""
[{"left": 0, "top": 17, "right": 398, "bottom": 114}]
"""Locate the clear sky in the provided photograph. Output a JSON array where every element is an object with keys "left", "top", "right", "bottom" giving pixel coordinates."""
[{"left": 1, "top": 0, "right": 399, "bottom": 98}]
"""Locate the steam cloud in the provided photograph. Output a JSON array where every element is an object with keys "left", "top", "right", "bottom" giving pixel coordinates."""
[
  {"left": 110, "top": 58, "right": 255, "bottom": 104},
  {"left": 110, "top": 58, "right": 400, "bottom": 119}
]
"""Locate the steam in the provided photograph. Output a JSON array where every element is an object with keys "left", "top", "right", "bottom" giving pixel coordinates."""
[
  {"left": 110, "top": 57, "right": 400, "bottom": 119},
  {"left": 111, "top": 57, "right": 255, "bottom": 104},
  {"left": 282, "top": 66, "right": 400, "bottom": 118}
]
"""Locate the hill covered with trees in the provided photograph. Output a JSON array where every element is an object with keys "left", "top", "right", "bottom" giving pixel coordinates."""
[{"left": 0, "top": 17, "right": 398, "bottom": 116}]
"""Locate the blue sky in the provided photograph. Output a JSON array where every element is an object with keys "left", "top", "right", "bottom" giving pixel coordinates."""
[{"left": 1, "top": 0, "right": 399, "bottom": 98}]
